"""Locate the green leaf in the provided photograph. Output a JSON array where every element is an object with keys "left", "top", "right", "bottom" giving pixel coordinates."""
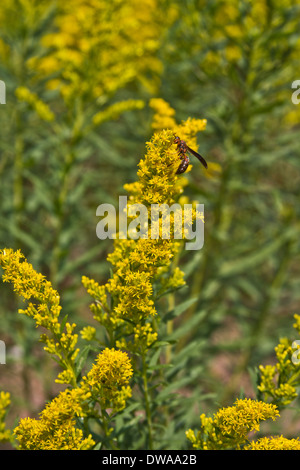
[
  {"left": 75, "top": 345, "right": 91, "bottom": 378},
  {"left": 219, "top": 225, "right": 299, "bottom": 278},
  {"left": 164, "top": 296, "right": 198, "bottom": 322},
  {"left": 59, "top": 314, "right": 69, "bottom": 335}
]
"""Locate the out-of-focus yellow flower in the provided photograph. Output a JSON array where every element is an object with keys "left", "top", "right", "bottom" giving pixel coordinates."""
[
  {"left": 150, "top": 98, "right": 177, "bottom": 131},
  {"left": 31, "top": 0, "right": 177, "bottom": 101},
  {"left": 80, "top": 326, "right": 96, "bottom": 341},
  {"left": 205, "top": 161, "right": 222, "bottom": 179},
  {"left": 15, "top": 87, "right": 54, "bottom": 122},
  {"left": 225, "top": 44, "right": 242, "bottom": 62},
  {"left": 0, "top": 392, "right": 12, "bottom": 444},
  {"left": 93, "top": 100, "right": 145, "bottom": 126},
  {"left": 284, "top": 107, "right": 300, "bottom": 127},
  {"left": 193, "top": 0, "right": 300, "bottom": 83}
]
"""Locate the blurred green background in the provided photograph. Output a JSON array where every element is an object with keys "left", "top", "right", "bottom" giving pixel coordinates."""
[{"left": 0, "top": 0, "right": 300, "bottom": 438}]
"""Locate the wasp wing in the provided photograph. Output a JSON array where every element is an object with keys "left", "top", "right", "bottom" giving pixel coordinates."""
[{"left": 186, "top": 146, "right": 208, "bottom": 169}]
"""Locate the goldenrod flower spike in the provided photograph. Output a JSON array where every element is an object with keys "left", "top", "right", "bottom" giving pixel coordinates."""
[
  {"left": 15, "top": 87, "right": 54, "bottom": 122},
  {"left": 257, "top": 329, "right": 300, "bottom": 407},
  {"left": 0, "top": 248, "right": 79, "bottom": 386},
  {"left": 14, "top": 388, "right": 94, "bottom": 450},
  {"left": 82, "top": 348, "right": 133, "bottom": 414},
  {"left": 13, "top": 348, "right": 133, "bottom": 449},
  {"left": 83, "top": 117, "right": 206, "bottom": 353}
]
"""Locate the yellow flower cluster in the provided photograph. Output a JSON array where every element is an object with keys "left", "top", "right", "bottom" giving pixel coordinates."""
[
  {"left": 213, "top": 398, "right": 279, "bottom": 436},
  {"left": 0, "top": 0, "right": 47, "bottom": 61},
  {"left": 14, "top": 388, "right": 94, "bottom": 450},
  {"left": 0, "top": 392, "right": 12, "bottom": 444},
  {"left": 82, "top": 348, "right": 133, "bottom": 413},
  {"left": 186, "top": 312, "right": 300, "bottom": 451},
  {"left": 15, "top": 86, "right": 54, "bottom": 122},
  {"left": 80, "top": 326, "right": 96, "bottom": 342},
  {"left": 29, "top": 0, "right": 176, "bottom": 101},
  {"left": 199, "top": 0, "right": 300, "bottom": 70},
  {"left": 245, "top": 435, "right": 300, "bottom": 450},
  {"left": 13, "top": 347, "right": 133, "bottom": 449},
  {"left": 117, "top": 324, "right": 158, "bottom": 354},
  {"left": 0, "top": 249, "right": 79, "bottom": 385},
  {"left": 257, "top": 315, "right": 300, "bottom": 406},
  {"left": 186, "top": 398, "right": 279, "bottom": 450},
  {"left": 83, "top": 114, "right": 206, "bottom": 353},
  {"left": 149, "top": 99, "right": 207, "bottom": 153},
  {"left": 150, "top": 98, "right": 177, "bottom": 131},
  {"left": 149, "top": 98, "right": 218, "bottom": 179},
  {"left": 0, "top": 249, "right": 61, "bottom": 327},
  {"left": 93, "top": 99, "right": 145, "bottom": 126},
  {"left": 189, "top": 0, "right": 300, "bottom": 127}
]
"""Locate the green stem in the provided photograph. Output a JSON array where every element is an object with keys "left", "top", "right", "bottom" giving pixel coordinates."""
[
  {"left": 165, "top": 293, "right": 175, "bottom": 364},
  {"left": 49, "top": 100, "right": 83, "bottom": 286},
  {"left": 13, "top": 113, "right": 25, "bottom": 231},
  {"left": 165, "top": 245, "right": 182, "bottom": 361},
  {"left": 142, "top": 354, "right": 154, "bottom": 450},
  {"left": 49, "top": 149, "right": 76, "bottom": 285},
  {"left": 100, "top": 407, "right": 118, "bottom": 450}
]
